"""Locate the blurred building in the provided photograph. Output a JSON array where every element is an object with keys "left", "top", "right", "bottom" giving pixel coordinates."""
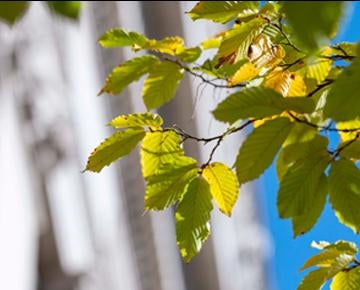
[{"left": 0, "top": 2, "right": 272, "bottom": 290}]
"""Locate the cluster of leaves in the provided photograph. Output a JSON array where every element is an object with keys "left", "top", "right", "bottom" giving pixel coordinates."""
[
  {"left": 0, "top": 1, "right": 81, "bottom": 25},
  {"left": 83, "top": 2, "right": 359, "bottom": 288}
]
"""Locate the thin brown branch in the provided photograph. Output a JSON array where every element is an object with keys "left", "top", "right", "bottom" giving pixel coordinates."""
[{"left": 307, "top": 79, "right": 334, "bottom": 98}]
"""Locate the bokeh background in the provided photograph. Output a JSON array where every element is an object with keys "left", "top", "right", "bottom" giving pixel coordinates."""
[{"left": 0, "top": 2, "right": 358, "bottom": 290}]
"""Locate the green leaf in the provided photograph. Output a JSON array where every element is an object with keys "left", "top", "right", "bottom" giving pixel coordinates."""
[
  {"left": 217, "top": 18, "right": 266, "bottom": 63},
  {"left": 329, "top": 159, "right": 360, "bottom": 233},
  {"left": 47, "top": 1, "right": 81, "bottom": 20},
  {"left": 331, "top": 268, "right": 360, "bottom": 290},
  {"left": 277, "top": 154, "right": 330, "bottom": 218},
  {"left": 277, "top": 131, "right": 328, "bottom": 180},
  {"left": 98, "top": 28, "right": 148, "bottom": 48},
  {"left": 299, "top": 249, "right": 344, "bottom": 272},
  {"left": 141, "top": 130, "right": 184, "bottom": 179},
  {"left": 332, "top": 42, "right": 358, "bottom": 58},
  {"left": 187, "top": 1, "right": 259, "bottom": 24},
  {"left": 176, "top": 47, "right": 202, "bottom": 63},
  {"left": 145, "top": 157, "right": 198, "bottom": 210},
  {"left": 202, "top": 162, "right": 239, "bottom": 216},
  {"left": 292, "top": 174, "right": 328, "bottom": 237},
  {"left": 213, "top": 87, "right": 315, "bottom": 124},
  {"left": 324, "top": 59, "right": 360, "bottom": 121},
  {"left": 339, "top": 140, "right": 360, "bottom": 160},
  {"left": 0, "top": 1, "right": 28, "bottom": 25},
  {"left": 297, "top": 268, "right": 330, "bottom": 290},
  {"left": 235, "top": 117, "right": 293, "bottom": 184},
  {"left": 100, "top": 55, "right": 159, "bottom": 95},
  {"left": 86, "top": 127, "right": 145, "bottom": 173},
  {"left": 142, "top": 61, "right": 184, "bottom": 110},
  {"left": 283, "top": 2, "right": 345, "bottom": 51},
  {"left": 176, "top": 176, "right": 213, "bottom": 262},
  {"left": 109, "top": 113, "right": 163, "bottom": 129}
]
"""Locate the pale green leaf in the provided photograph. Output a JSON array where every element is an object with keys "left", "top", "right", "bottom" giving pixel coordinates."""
[
  {"left": 145, "top": 37, "right": 184, "bottom": 55},
  {"left": 213, "top": 87, "right": 315, "bottom": 124},
  {"left": 299, "top": 249, "right": 343, "bottom": 272},
  {"left": 331, "top": 267, "right": 360, "bottom": 290},
  {"left": 277, "top": 154, "right": 330, "bottom": 218},
  {"left": 145, "top": 157, "right": 198, "bottom": 210},
  {"left": 297, "top": 268, "right": 329, "bottom": 290},
  {"left": 329, "top": 159, "right": 360, "bottom": 233},
  {"left": 109, "top": 113, "right": 163, "bottom": 129},
  {"left": 0, "top": 1, "right": 28, "bottom": 24},
  {"left": 142, "top": 61, "right": 184, "bottom": 110},
  {"left": 235, "top": 117, "right": 293, "bottom": 184},
  {"left": 141, "top": 130, "right": 184, "bottom": 179},
  {"left": 217, "top": 18, "right": 266, "bottom": 63},
  {"left": 202, "top": 162, "right": 239, "bottom": 216},
  {"left": 176, "top": 176, "right": 213, "bottom": 262},
  {"left": 86, "top": 127, "right": 145, "bottom": 173},
  {"left": 324, "top": 59, "right": 360, "bottom": 121},
  {"left": 283, "top": 2, "right": 345, "bottom": 51},
  {"left": 47, "top": 1, "right": 81, "bottom": 20},
  {"left": 188, "top": 1, "right": 259, "bottom": 24},
  {"left": 100, "top": 55, "right": 159, "bottom": 95},
  {"left": 98, "top": 28, "right": 148, "bottom": 48},
  {"left": 292, "top": 174, "right": 328, "bottom": 237}
]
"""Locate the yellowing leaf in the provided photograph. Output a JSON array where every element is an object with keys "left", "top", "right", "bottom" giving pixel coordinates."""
[
  {"left": 228, "top": 61, "right": 259, "bottom": 85},
  {"left": 145, "top": 156, "right": 198, "bottom": 210},
  {"left": 86, "top": 128, "right": 145, "bottom": 173},
  {"left": 337, "top": 119, "right": 360, "bottom": 142},
  {"left": 109, "top": 112, "right": 163, "bottom": 129},
  {"left": 264, "top": 68, "right": 292, "bottom": 97},
  {"left": 202, "top": 162, "right": 239, "bottom": 216},
  {"left": 145, "top": 37, "right": 185, "bottom": 55},
  {"left": 236, "top": 117, "right": 293, "bottom": 184},
  {"left": 176, "top": 176, "right": 213, "bottom": 262},
  {"left": 141, "top": 131, "right": 184, "bottom": 179},
  {"left": 288, "top": 73, "right": 307, "bottom": 97},
  {"left": 142, "top": 61, "right": 184, "bottom": 110},
  {"left": 100, "top": 55, "right": 159, "bottom": 95}
]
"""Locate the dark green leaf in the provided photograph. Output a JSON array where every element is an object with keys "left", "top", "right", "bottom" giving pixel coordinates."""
[
  {"left": 47, "top": 1, "right": 81, "bottom": 20},
  {"left": 0, "top": 1, "right": 28, "bottom": 25}
]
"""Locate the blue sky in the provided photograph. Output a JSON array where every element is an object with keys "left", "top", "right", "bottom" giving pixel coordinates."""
[{"left": 262, "top": 2, "right": 360, "bottom": 290}]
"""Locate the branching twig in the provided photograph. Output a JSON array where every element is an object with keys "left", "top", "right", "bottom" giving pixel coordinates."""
[{"left": 307, "top": 79, "right": 334, "bottom": 98}]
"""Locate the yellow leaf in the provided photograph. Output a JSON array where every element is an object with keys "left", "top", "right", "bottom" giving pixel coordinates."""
[
  {"left": 202, "top": 162, "right": 239, "bottom": 216},
  {"left": 228, "top": 62, "right": 259, "bottom": 85},
  {"left": 337, "top": 119, "right": 360, "bottom": 142},
  {"left": 288, "top": 73, "right": 307, "bottom": 97},
  {"left": 264, "top": 68, "right": 292, "bottom": 96}
]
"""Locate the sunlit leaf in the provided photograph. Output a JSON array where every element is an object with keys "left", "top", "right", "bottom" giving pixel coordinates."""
[
  {"left": 86, "top": 128, "right": 145, "bottom": 173},
  {"left": 98, "top": 28, "right": 148, "bottom": 48},
  {"left": 142, "top": 61, "right": 184, "bottom": 110},
  {"left": 228, "top": 61, "right": 259, "bottom": 85},
  {"left": 176, "top": 47, "right": 202, "bottom": 63},
  {"left": 176, "top": 176, "right": 213, "bottom": 262},
  {"left": 141, "top": 130, "right": 184, "bottom": 179},
  {"left": 99, "top": 55, "right": 159, "bottom": 95},
  {"left": 109, "top": 112, "right": 163, "bottom": 129},
  {"left": 202, "top": 162, "right": 239, "bottom": 216},
  {"left": 145, "top": 36, "right": 185, "bottom": 55},
  {"left": 188, "top": 1, "right": 259, "bottom": 24},
  {"left": 145, "top": 156, "right": 198, "bottom": 210},
  {"left": 331, "top": 267, "right": 360, "bottom": 290}
]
